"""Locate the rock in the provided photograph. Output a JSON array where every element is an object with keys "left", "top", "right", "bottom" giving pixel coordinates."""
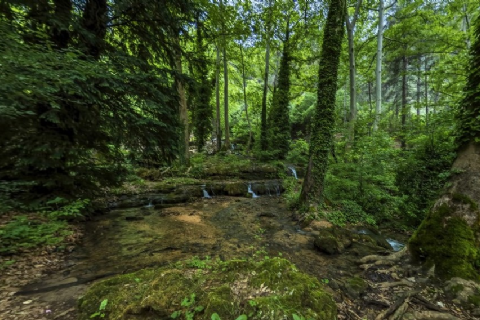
[
  {"left": 313, "top": 227, "right": 352, "bottom": 255},
  {"left": 342, "top": 277, "right": 368, "bottom": 299},
  {"left": 471, "top": 308, "right": 480, "bottom": 317},
  {"left": 445, "top": 277, "right": 480, "bottom": 308},
  {"left": 125, "top": 216, "right": 144, "bottom": 221}
]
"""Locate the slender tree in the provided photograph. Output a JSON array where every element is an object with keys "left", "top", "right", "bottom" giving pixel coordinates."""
[
  {"left": 373, "top": 0, "right": 384, "bottom": 132},
  {"left": 345, "top": 0, "right": 362, "bottom": 148},
  {"left": 300, "top": 0, "right": 346, "bottom": 209}
]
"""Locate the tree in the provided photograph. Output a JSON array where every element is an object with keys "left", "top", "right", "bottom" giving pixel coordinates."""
[
  {"left": 192, "top": 14, "right": 213, "bottom": 152},
  {"left": 345, "top": 0, "right": 362, "bottom": 148},
  {"left": 300, "top": 0, "right": 346, "bottom": 209},
  {"left": 372, "top": 0, "right": 384, "bottom": 132},
  {"left": 0, "top": 0, "right": 193, "bottom": 201},
  {"left": 268, "top": 16, "right": 292, "bottom": 159},
  {"left": 408, "top": 13, "right": 480, "bottom": 280}
]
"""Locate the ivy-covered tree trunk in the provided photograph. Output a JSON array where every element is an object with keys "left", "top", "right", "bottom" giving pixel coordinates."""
[
  {"left": 175, "top": 50, "right": 190, "bottom": 165},
  {"left": 299, "top": 0, "right": 345, "bottom": 209},
  {"left": 261, "top": 29, "right": 271, "bottom": 151},
  {"left": 193, "top": 16, "right": 212, "bottom": 152},
  {"left": 408, "top": 15, "right": 480, "bottom": 280},
  {"left": 215, "top": 45, "right": 222, "bottom": 151},
  {"left": 268, "top": 18, "right": 291, "bottom": 159}
]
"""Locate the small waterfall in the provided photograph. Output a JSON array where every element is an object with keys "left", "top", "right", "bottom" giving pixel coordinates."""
[
  {"left": 266, "top": 184, "right": 271, "bottom": 196},
  {"left": 144, "top": 199, "right": 154, "bottom": 208},
  {"left": 248, "top": 183, "right": 259, "bottom": 198},
  {"left": 274, "top": 183, "right": 281, "bottom": 196},
  {"left": 201, "top": 185, "right": 212, "bottom": 199},
  {"left": 288, "top": 166, "right": 298, "bottom": 179},
  {"left": 386, "top": 238, "right": 405, "bottom": 252}
]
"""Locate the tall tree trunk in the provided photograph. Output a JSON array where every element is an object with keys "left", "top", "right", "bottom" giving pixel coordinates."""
[
  {"left": 175, "top": 52, "right": 189, "bottom": 165},
  {"left": 401, "top": 54, "right": 408, "bottom": 149},
  {"left": 345, "top": 0, "right": 362, "bottom": 149},
  {"left": 215, "top": 46, "right": 222, "bottom": 151},
  {"left": 300, "top": 0, "right": 346, "bottom": 210},
  {"left": 408, "top": 14, "right": 480, "bottom": 281},
  {"left": 373, "top": 0, "right": 384, "bottom": 132},
  {"left": 240, "top": 45, "right": 253, "bottom": 152},
  {"left": 223, "top": 44, "right": 230, "bottom": 150},
  {"left": 81, "top": 0, "right": 107, "bottom": 59},
  {"left": 416, "top": 55, "right": 421, "bottom": 117},
  {"left": 425, "top": 56, "right": 429, "bottom": 127},
  {"left": 261, "top": 34, "right": 271, "bottom": 151}
]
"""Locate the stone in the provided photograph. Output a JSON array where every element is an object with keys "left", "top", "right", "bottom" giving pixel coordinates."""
[{"left": 313, "top": 227, "right": 353, "bottom": 255}]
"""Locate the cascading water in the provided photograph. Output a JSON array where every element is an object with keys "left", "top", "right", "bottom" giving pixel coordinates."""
[
  {"left": 144, "top": 199, "right": 154, "bottom": 208},
  {"left": 248, "top": 183, "right": 259, "bottom": 198},
  {"left": 201, "top": 185, "right": 212, "bottom": 199},
  {"left": 288, "top": 166, "right": 298, "bottom": 179}
]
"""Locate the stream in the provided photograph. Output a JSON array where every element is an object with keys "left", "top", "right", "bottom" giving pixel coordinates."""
[{"left": 11, "top": 191, "right": 406, "bottom": 319}]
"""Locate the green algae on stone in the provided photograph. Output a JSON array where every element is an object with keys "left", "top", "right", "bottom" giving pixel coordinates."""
[
  {"left": 78, "top": 257, "right": 337, "bottom": 320},
  {"left": 409, "top": 203, "right": 480, "bottom": 280}
]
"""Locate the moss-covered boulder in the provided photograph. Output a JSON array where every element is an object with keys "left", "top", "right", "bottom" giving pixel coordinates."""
[
  {"left": 409, "top": 200, "right": 480, "bottom": 280},
  {"left": 78, "top": 257, "right": 337, "bottom": 320},
  {"left": 314, "top": 227, "right": 352, "bottom": 255},
  {"left": 225, "top": 182, "right": 248, "bottom": 196}
]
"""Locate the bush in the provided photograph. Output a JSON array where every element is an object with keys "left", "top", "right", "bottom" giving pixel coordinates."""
[
  {"left": 0, "top": 216, "right": 72, "bottom": 254},
  {"left": 286, "top": 139, "right": 309, "bottom": 166}
]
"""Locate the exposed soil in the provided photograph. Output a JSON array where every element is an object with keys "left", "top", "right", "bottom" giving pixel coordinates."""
[{"left": 0, "top": 195, "right": 476, "bottom": 319}]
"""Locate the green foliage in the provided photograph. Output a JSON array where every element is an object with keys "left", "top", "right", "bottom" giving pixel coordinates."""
[
  {"left": 0, "top": 216, "right": 71, "bottom": 254},
  {"left": 283, "top": 177, "right": 301, "bottom": 209},
  {"left": 326, "top": 134, "right": 400, "bottom": 223},
  {"left": 286, "top": 139, "right": 309, "bottom": 166},
  {"left": 0, "top": 1, "right": 188, "bottom": 203},
  {"left": 46, "top": 198, "right": 91, "bottom": 220},
  {"left": 90, "top": 299, "right": 108, "bottom": 319},
  {"left": 396, "top": 132, "right": 455, "bottom": 225}
]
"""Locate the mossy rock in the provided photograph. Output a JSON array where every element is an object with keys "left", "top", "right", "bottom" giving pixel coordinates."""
[
  {"left": 343, "top": 277, "right": 368, "bottom": 299},
  {"left": 225, "top": 182, "right": 247, "bottom": 196},
  {"left": 409, "top": 202, "right": 480, "bottom": 280},
  {"left": 314, "top": 227, "right": 352, "bottom": 255},
  {"left": 78, "top": 257, "right": 336, "bottom": 320}
]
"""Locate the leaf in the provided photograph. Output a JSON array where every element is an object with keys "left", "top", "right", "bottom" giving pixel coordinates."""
[
  {"left": 171, "top": 310, "right": 181, "bottom": 319},
  {"left": 211, "top": 313, "right": 221, "bottom": 320},
  {"left": 235, "top": 315, "right": 248, "bottom": 320}
]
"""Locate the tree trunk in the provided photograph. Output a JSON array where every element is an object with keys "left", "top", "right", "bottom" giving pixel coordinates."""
[
  {"left": 409, "top": 15, "right": 480, "bottom": 280},
  {"left": 345, "top": 0, "right": 361, "bottom": 149},
  {"left": 409, "top": 142, "right": 480, "bottom": 280},
  {"left": 223, "top": 44, "right": 230, "bottom": 150},
  {"left": 401, "top": 54, "right": 408, "bottom": 149},
  {"left": 300, "top": 0, "right": 345, "bottom": 210},
  {"left": 373, "top": 0, "right": 384, "bottom": 132},
  {"left": 240, "top": 45, "right": 253, "bottom": 152},
  {"left": 175, "top": 52, "right": 189, "bottom": 165},
  {"left": 215, "top": 46, "right": 222, "bottom": 151},
  {"left": 261, "top": 35, "right": 271, "bottom": 151},
  {"left": 425, "top": 56, "right": 429, "bottom": 127},
  {"left": 416, "top": 56, "right": 421, "bottom": 117}
]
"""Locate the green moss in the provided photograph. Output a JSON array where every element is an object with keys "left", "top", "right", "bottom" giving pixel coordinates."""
[
  {"left": 452, "top": 193, "right": 479, "bottom": 211},
  {"left": 468, "top": 294, "right": 480, "bottom": 307},
  {"left": 78, "top": 257, "right": 336, "bottom": 320},
  {"left": 225, "top": 182, "right": 247, "bottom": 196},
  {"left": 344, "top": 277, "right": 368, "bottom": 299},
  {"left": 409, "top": 203, "right": 480, "bottom": 280}
]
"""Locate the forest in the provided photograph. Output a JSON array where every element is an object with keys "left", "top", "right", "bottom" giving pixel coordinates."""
[{"left": 1, "top": 0, "right": 480, "bottom": 319}]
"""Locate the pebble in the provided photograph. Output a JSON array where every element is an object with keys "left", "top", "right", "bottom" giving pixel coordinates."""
[{"left": 23, "top": 300, "right": 33, "bottom": 305}]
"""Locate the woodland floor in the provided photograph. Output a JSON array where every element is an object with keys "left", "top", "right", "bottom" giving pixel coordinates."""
[{"left": 0, "top": 196, "right": 476, "bottom": 319}]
